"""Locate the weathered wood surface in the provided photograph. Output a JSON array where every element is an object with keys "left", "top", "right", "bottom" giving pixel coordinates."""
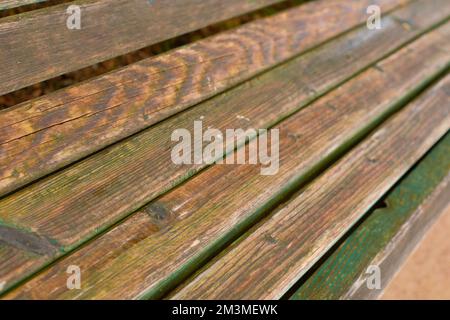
[
  {"left": 0, "top": 0, "right": 48, "bottom": 10},
  {"left": 0, "top": 1, "right": 440, "bottom": 295},
  {"left": 291, "top": 134, "right": 450, "bottom": 300},
  {"left": 170, "top": 73, "right": 450, "bottom": 300},
  {"left": 349, "top": 187, "right": 450, "bottom": 300},
  {"left": 0, "top": 0, "right": 42, "bottom": 10},
  {"left": 4, "top": 21, "right": 450, "bottom": 299},
  {"left": 0, "top": 244, "right": 47, "bottom": 294},
  {"left": 0, "top": 0, "right": 290, "bottom": 96},
  {"left": 0, "top": 5, "right": 434, "bottom": 245},
  {"left": 0, "top": 0, "right": 414, "bottom": 197}
]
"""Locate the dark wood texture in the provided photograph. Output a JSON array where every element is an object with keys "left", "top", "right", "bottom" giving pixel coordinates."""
[
  {"left": 4, "top": 21, "right": 450, "bottom": 299},
  {"left": 0, "top": 0, "right": 412, "bottom": 196},
  {"left": 170, "top": 73, "right": 450, "bottom": 300}
]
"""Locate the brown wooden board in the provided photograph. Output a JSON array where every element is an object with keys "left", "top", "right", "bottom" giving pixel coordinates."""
[
  {"left": 170, "top": 73, "right": 450, "bottom": 300},
  {"left": 0, "top": 0, "right": 48, "bottom": 10},
  {"left": 3, "top": 21, "right": 450, "bottom": 299},
  {"left": 0, "top": 0, "right": 414, "bottom": 196},
  {"left": 0, "top": 0, "right": 290, "bottom": 95}
]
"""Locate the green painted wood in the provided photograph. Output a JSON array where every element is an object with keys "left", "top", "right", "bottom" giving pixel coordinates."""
[
  {"left": 290, "top": 133, "right": 450, "bottom": 300},
  {"left": 0, "top": 2, "right": 446, "bottom": 296}
]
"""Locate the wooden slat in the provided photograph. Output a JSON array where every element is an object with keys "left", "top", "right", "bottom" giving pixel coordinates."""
[
  {"left": 0, "top": 0, "right": 290, "bottom": 95},
  {"left": 0, "top": 0, "right": 439, "bottom": 295},
  {"left": 4, "top": 21, "right": 450, "bottom": 299},
  {"left": 170, "top": 74, "right": 450, "bottom": 300},
  {"left": 0, "top": 245, "right": 46, "bottom": 293},
  {"left": 290, "top": 133, "right": 450, "bottom": 300},
  {"left": 0, "top": 0, "right": 413, "bottom": 196},
  {"left": 0, "top": 0, "right": 48, "bottom": 10}
]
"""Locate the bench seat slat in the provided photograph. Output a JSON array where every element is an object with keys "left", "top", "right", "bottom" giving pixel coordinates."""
[
  {"left": 291, "top": 134, "right": 450, "bottom": 300},
  {"left": 170, "top": 73, "right": 450, "bottom": 300},
  {"left": 0, "top": 0, "right": 290, "bottom": 96},
  {"left": 4, "top": 20, "right": 450, "bottom": 299},
  {"left": 0, "top": 0, "right": 412, "bottom": 197},
  {"left": 0, "top": 0, "right": 47, "bottom": 10}
]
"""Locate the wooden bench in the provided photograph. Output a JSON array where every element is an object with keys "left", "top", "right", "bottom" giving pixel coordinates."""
[{"left": 0, "top": 0, "right": 449, "bottom": 299}]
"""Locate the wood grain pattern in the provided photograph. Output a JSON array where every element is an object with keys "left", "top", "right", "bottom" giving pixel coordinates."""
[
  {"left": 4, "top": 22, "right": 450, "bottom": 299},
  {"left": 0, "top": 244, "right": 46, "bottom": 293},
  {"left": 0, "top": 0, "right": 48, "bottom": 10},
  {"left": 0, "top": 3, "right": 438, "bottom": 295},
  {"left": 0, "top": 14, "right": 419, "bottom": 295},
  {"left": 0, "top": 0, "right": 413, "bottom": 197},
  {"left": 1, "top": 5, "right": 430, "bottom": 246},
  {"left": 170, "top": 73, "right": 450, "bottom": 300},
  {"left": 0, "top": 0, "right": 288, "bottom": 95},
  {"left": 290, "top": 133, "right": 450, "bottom": 300}
]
